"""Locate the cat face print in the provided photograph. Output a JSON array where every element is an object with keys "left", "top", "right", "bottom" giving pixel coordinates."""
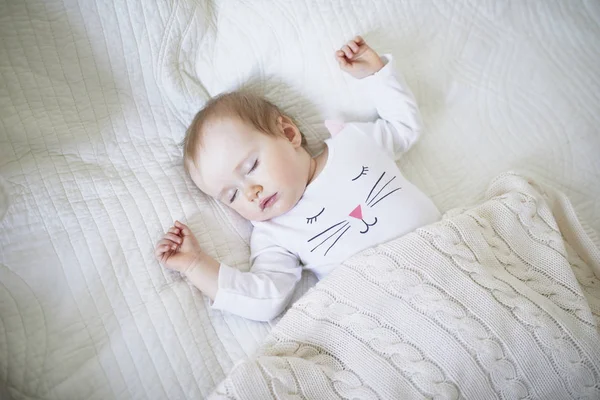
[{"left": 306, "top": 165, "right": 402, "bottom": 256}]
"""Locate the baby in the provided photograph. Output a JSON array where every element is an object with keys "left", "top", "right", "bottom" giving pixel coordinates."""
[{"left": 155, "top": 37, "right": 441, "bottom": 321}]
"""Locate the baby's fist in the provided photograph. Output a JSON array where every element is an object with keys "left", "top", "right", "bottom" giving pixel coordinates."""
[
  {"left": 336, "top": 36, "right": 384, "bottom": 79},
  {"left": 155, "top": 220, "right": 203, "bottom": 275}
]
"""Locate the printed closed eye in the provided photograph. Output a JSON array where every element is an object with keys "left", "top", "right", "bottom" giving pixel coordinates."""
[
  {"left": 306, "top": 169, "right": 403, "bottom": 256},
  {"left": 306, "top": 207, "right": 324, "bottom": 224},
  {"left": 352, "top": 166, "right": 369, "bottom": 181}
]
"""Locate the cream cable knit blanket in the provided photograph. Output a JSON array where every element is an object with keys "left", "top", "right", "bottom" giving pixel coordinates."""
[{"left": 210, "top": 173, "right": 600, "bottom": 399}]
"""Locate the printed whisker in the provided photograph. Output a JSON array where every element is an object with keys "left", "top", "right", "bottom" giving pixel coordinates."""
[
  {"left": 369, "top": 187, "right": 401, "bottom": 208},
  {"left": 367, "top": 176, "right": 396, "bottom": 206},
  {"left": 324, "top": 226, "right": 351, "bottom": 256},
  {"left": 366, "top": 172, "right": 385, "bottom": 203},
  {"left": 308, "top": 220, "right": 346, "bottom": 242},
  {"left": 310, "top": 222, "right": 350, "bottom": 252}
]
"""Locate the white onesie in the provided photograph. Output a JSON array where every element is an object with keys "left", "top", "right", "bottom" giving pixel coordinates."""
[{"left": 212, "top": 56, "right": 441, "bottom": 320}]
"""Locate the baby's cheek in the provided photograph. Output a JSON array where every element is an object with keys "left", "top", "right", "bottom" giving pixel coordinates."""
[
  {"left": 267, "top": 160, "right": 291, "bottom": 183},
  {"left": 268, "top": 149, "right": 304, "bottom": 190},
  {"left": 280, "top": 168, "right": 304, "bottom": 189}
]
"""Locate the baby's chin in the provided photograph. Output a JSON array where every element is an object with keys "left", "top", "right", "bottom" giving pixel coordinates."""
[{"left": 249, "top": 207, "right": 287, "bottom": 223}]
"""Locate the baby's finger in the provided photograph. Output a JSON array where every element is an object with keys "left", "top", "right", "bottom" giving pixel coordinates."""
[
  {"left": 156, "top": 240, "right": 173, "bottom": 250},
  {"left": 168, "top": 227, "right": 180, "bottom": 235},
  {"left": 174, "top": 220, "right": 192, "bottom": 236},
  {"left": 155, "top": 243, "right": 171, "bottom": 258},
  {"left": 157, "top": 238, "right": 178, "bottom": 249},
  {"left": 353, "top": 35, "right": 365, "bottom": 45},
  {"left": 163, "top": 233, "right": 182, "bottom": 244},
  {"left": 336, "top": 53, "right": 350, "bottom": 68},
  {"left": 347, "top": 40, "right": 359, "bottom": 53},
  {"left": 159, "top": 249, "right": 172, "bottom": 264},
  {"left": 341, "top": 44, "right": 353, "bottom": 59}
]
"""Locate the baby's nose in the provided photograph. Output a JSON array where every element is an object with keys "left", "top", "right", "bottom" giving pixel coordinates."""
[{"left": 245, "top": 184, "right": 263, "bottom": 201}]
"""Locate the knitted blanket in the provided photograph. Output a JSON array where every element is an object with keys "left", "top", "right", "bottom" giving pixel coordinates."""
[{"left": 210, "top": 173, "right": 600, "bottom": 399}]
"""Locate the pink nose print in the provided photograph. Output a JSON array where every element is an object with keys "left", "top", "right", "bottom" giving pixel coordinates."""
[{"left": 349, "top": 205, "right": 363, "bottom": 220}]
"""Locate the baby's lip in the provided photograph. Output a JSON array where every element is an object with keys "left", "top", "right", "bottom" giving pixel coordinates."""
[{"left": 260, "top": 193, "right": 278, "bottom": 211}]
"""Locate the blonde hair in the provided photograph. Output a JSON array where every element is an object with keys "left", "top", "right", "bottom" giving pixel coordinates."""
[{"left": 183, "top": 91, "right": 306, "bottom": 172}]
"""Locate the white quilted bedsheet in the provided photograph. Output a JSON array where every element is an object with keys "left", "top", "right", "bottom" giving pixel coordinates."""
[{"left": 0, "top": 0, "right": 599, "bottom": 399}]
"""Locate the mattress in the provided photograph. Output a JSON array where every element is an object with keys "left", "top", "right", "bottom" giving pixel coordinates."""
[{"left": 0, "top": 0, "right": 599, "bottom": 399}]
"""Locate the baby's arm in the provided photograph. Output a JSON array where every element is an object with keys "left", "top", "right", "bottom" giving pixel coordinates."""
[
  {"left": 212, "top": 231, "right": 302, "bottom": 321},
  {"left": 155, "top": 222, "right": 301, "bottom": 321},
  {"left": 336, "top": 36, "right": 423, "bottom": 158}
]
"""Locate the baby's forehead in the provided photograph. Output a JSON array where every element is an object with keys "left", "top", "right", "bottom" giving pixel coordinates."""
[
  {"left": 191, "top": 119, "right": 260, "bottom": 196},
  {"left": 201, "top": 116, "right": 257, "bottom": 145}
]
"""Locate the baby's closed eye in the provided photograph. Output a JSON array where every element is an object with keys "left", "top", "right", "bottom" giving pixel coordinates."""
[{"left": 247, "top": 159, "right": 259, "bottom": 174}]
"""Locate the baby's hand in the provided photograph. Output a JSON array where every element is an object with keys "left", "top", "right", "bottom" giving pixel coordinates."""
[
  {"left": 155, "top": 220, "right": 203, "bottom": 274},
  {"left": 335, "top": 36, "right": 385, "bottom": 79}
]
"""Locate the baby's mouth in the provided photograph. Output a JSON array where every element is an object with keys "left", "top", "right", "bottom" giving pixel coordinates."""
[{"left": 260, "top": 193, "right": 278, "bottom": 211}]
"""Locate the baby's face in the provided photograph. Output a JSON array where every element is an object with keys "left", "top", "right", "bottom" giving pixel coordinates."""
[{"left": 189, "top": 117, "right": 310, "bottom": 222}]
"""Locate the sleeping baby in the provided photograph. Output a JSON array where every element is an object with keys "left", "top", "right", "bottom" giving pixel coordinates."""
[{"left": 155, "top": 37, "right": 441, "bottom": 321}]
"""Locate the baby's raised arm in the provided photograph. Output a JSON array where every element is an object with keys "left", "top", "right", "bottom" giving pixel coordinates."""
[{"left": 336, "top": 36, "right": 424, "bottom": 159}]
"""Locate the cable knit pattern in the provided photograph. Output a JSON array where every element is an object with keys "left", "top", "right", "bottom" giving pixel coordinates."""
[{"left": 210, "top": 173, "right": 600, "bottom": 400}]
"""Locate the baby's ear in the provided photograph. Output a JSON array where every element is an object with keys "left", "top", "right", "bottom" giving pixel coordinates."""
[{"left": 280, "top": 115, "right": 303, "bottom": 147}]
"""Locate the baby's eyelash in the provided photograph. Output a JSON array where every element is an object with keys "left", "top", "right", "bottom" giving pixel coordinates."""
[
  {"left": 229, "top": 190, "right": 238, "bottom": 203},
  {"left": 306, "top": 207, "right": 325, "bottom": 224},
  {"left": 352, "top": 166, "right": 369, "bottom": 181},
  {"left": 248, "top": 159, "right": 259, "bottom": 174}
]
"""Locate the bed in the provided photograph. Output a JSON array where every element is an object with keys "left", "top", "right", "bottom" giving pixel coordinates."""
[{"left": 1, "top": 0, "right": 599, "bottom": 399}]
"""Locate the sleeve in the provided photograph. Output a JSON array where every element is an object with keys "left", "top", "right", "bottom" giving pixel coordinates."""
[
  {"left": 347, "top": 54, "right": 424, "bottom": 159},
  {"left": 211, "top": 228, "right": 302, "bottom": 321}
]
